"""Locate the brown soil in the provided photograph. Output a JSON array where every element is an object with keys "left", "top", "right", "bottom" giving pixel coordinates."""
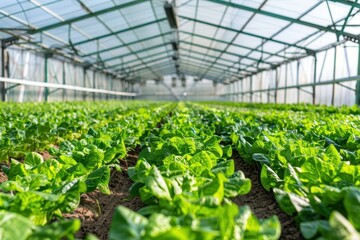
[
  {"left": 39, "top": 150, "right": 53, "bottom": 160},
  {"left": 64, "top": 151, "right": 143, "bottom": 240},
  {"left": 0, "top": 171, "right": 8, "bottom": 183},
  {"left": 232, "top": 152, "right": 302, "bottom": 240}
]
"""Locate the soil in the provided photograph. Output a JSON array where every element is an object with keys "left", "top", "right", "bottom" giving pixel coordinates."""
[
  {"left": 232, "top": 152, "right": 302, "bottom": 240},
  {"left": 39, "top": 150, "right": 53, "bottom": 160},
  {"left": 64, "top": 151, "right": 143, "bottom": 240},
  {"left": 0, "top": 171, "right": 7, "bottom": 183}
]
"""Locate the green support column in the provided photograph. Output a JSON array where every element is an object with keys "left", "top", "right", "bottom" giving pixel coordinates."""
[
  {"left": 62, "top": 62, "right": 66, "bottom": 101},
  {"left": 275, "top": 68, "right": 279, "bottom": 103},
  {"left": 284, "top": 64, "right": 288, "bottom": 104},
  {"left": 44, "top": 54, "right": 49, "bottom": 102},
  {"left": 1, "top": 41, "right": 6, "bottom": 101},
  {"left": 313, "top": 55, "right": 317, "bottom": 105},
  {"left": 250, "top": 76, "right": 253, "bottom": 103},
  {"left": 356, "top": 44, "right": 360, "bottom": 105},
  {"left": 331, "top": 46, "right": 337, "bottom": 106},
  {"left": 83, "top": 67, "right": 87, "bottom": 101},
  {"left": 93, "top": 71, "right": 96, "bottom": 101},
  {"left": 106, "top": 74, "right": 109, "bottom": 101},
  {"left": 296, "top": 61, "right": 300, "bottom": 103}
]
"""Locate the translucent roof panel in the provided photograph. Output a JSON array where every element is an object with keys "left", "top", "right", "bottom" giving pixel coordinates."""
[{"left": 0, "top": 0, "right": 358, "bottom": 82}]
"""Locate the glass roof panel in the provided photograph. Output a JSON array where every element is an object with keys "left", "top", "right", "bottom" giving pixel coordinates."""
[
  {"left": 273, "top": 23, "right": 317, "bottom": 44},
  {"left": 196, "top": 1, "right": 227, "bottom": 25},
  {"left": 121, "top": 1, "right": 155, "bottom": 27},
  {"left": 263, "top": 0, "right": 318, "bottom": 19},
  {"left": 242, "top": 14, "right": 290, "bottom": 38},
  {"left": 44, "top": 1, "right": 86, "bottom": 20},
  {"left": 301, "top": 2, "right": 351, "bottom": 26},
  {"left": 0, "top": 0, "right": 357, "bottom": 82}
]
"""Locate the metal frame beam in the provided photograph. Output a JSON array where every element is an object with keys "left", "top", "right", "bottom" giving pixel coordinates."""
[
  {"left": 110, "top": 51, "right": 169, "bottom": 70},
  {"left": 82, "top": 32, "right": 172, "bottom": 57},
  {"left": 208, "top": 0, "right": 360, "bottom": 40},
  {"left": 179, "top": 16, "right": 312, "bottom": 52},
  {"left": 72, "top": 18, "right": 166, "bottom": 46},
  {"left": 102, "top": 43, "right": 167, "bottom": 63},
  {"left": 28, "top": 0, "right": 148, "bottom": 34},
  {"left": 180, "top": 30, "right": 285, "bottom": 60},
  {"left": 327, "top": 0, "right": 360, "bottom": 9},
  {"left": 222, "top": 75, "right": 360, "bottom": 96},
  {"left": 180, "top": 40, "right": 273, "bottom": 66}
]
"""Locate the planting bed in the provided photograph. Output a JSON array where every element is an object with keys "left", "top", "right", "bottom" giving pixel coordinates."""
[{"left": 0, "top": 101, "right": 359, "bottom": 240}]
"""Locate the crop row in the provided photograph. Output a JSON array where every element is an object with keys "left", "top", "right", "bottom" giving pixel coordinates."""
[
  {"left": 0, "top": 101, "right": 171, "bottom": 239},
  {"left": 0, "top": 101, "right": 359, "bottom": 239},
  {"left": 196, "top": 102, "right": 360, "bottom": 239}
]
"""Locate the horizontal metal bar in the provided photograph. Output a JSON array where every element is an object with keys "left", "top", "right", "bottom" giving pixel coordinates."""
[
  {"left": 337, "top": 82, "right": 356, "bottom": 91},
  {"left": 179, "top": 15, "right": 312, "bottom": 52},
  {"left": 5, "top": 83, "right": 20, "bottom": 91},
  {"left": 209, "top": 0, "right": 360, "bottom": 40},
  {"left": 327, "top": 0, "right": 360, "bottom": 9},
  {"left": 220, "top": 75, "right": 360, "bottom": 96},
  {"left": 180, "top": 30, "right": 285, "bottom": 59},
  {"left": 102, "top": 43, "right": 167, "bottom": 63},
  {"left": 73, "top": 18, "right": 166, "bottom": 46},
  {"left": 180, "top": 40, "right": 272, "bottom": 65},
  {"left": 29, "top": 0, "right": 148, "bottom": 34},
  {"left": 0, "top": 77, "right": 136, "bottom": 96},
  {"left": 81, "top": 32, "right": 172, "bottom": 57},
  {"left": 299, "top": 87, "right": 313, "bottom": 95}
]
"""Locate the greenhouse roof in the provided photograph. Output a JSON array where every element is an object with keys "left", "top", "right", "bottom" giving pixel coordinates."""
[{"left": 0, "top": 0, "right": 359, "bottom": 82}]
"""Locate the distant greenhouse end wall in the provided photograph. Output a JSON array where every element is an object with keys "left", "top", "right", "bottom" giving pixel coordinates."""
[{"left": 137, "top": 76, "right": 225, "bottom": 101}]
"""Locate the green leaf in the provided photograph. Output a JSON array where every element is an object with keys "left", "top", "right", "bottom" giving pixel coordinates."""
[
  {"left": 224, "top": 171, "right": 251, "bottom": 197},
  {"left": 344, "top": 187, "right": 360, "bottom": 230},
  {"left": 144, "top": 166, "right": 172, "bottom": 201},
  {"left": 24, "top": 152, "right": 44, "bottom": 167},
  {"left": 85, "top": 166, "right": 110, "bottom": 194},
  {"left": 260, "top": 165, "right": 282, "bottom": 192},
  {"left": 0, "top": 211, "right": 34, "bottom": 240},
  {"left": 29, "top": 219, "right": 80, "bottom": 240},
  {"left": 109, "top": 206, "right": 148, "bottom": 240},
  {"left": 252, "top": 153, "right": 270, "bottom": 164}
]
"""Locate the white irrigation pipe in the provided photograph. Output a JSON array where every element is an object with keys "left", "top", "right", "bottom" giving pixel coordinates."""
[{"left": 0, "top": 77, "right": 137, "bottom": 97}]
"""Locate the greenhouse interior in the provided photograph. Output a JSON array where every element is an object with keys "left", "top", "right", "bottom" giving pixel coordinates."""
[{"left": 0, "top": 1, "right": 360, "bottom": 240}]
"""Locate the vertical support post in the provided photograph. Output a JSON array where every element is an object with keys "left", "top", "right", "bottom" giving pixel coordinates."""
[
  {"left": 106, "top": 74, "right": 109, "bottom": 101},
  {"left": 44, "top": 53, "right": 49, "bottom": 102},
  {"left": 92, "top": 71, "right": 96, "bottom": 101},
  {"left": 1, "top": 41, "right": 6, "bottom": 101},
  {"left": 242, "top": 78, "right": 244, "bottom": 102},
  {"left": 284, "top": 63, "right": 288, "bottom": 104},
  {"left": 331, "top": 46, "right": 337, "bottom": 106},
  {"left": 237, "top": 80, "right": 239, "bottom": 102},
  {"left": 83, "top": 67, "right": 87, "bottom": 101},
  {"left": 267, "top": 73, "right": 270, "bottom": 104},
  {"left": 275, "top": 68, "right": 278, "bottom": 103},
  {"left": 62, "top": 62, "right": 66, "bottom": 101},
  {"left": 356, "top": 43, "right": 360, "bottom": 105},
  {"left": 313, "top": 55, "right": 317, "bottom": 105},
  {"left": 296, "top": 61, "right": 300, "bottom": 104},
  {"left": 110, "top": 76, "right": 114, "bottom": 100},
  {"left": 250, "top": 75, "right": 253, "bottom": 103}
]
